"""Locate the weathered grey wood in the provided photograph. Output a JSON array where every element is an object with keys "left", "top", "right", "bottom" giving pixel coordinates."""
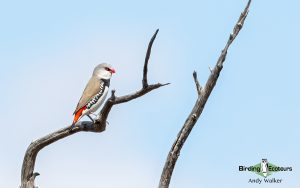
[
  {"left": 20, "top": 29, "right": 168, "bottom": 188},
  {"left": 159, "top": 1, "right": 252, "bottom": 187},
  {"left": 143, "top": 29, "right": 159, "bottom": 88}
]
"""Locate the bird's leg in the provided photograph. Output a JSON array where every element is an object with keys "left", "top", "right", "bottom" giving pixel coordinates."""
[
  {"left": 87, "top": 114, "right": 95, "bottom": 123},
  {"left": 90, "top": 112, "right": 99, "bottom": 119},
  {"left": 88, "top": 113, "right": 109, "bottom": 125}
]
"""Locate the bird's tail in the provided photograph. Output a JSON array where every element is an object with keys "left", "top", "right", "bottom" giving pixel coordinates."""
[{"left": 71, "top": 107, "right": 86, "bottom": 128}]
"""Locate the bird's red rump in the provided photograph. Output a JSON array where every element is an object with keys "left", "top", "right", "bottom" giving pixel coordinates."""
[{"left": 73, "top": 106, "right": 87, "bottom": 124}]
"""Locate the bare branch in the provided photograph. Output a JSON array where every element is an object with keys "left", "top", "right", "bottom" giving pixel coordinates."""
[
  {"left": 209, "top": 66, "right": 213, "bottom": 73},
  {"left": 96, "top": 82, "right": 169, "bottom": 130},
  {"left": 20, "top": 30, "right": 168, "bottom": 188},
  {"left": 143, "top": 29, "right": 159, "bottom": 88},
  {"left": 159, "top": 1, "right": 252, "bottom": 187},
  {"left": 193, "top": 71, "right": 202, "bottom": 95}
]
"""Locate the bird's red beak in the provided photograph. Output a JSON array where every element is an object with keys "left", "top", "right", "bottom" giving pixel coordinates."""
[{"left": 110, "top": 68, "right": 116, "bottom": 74}]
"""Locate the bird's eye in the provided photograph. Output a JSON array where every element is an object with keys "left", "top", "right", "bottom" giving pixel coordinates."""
[{"left": 105, "top": 67, "right": 110, "bottom": 71}]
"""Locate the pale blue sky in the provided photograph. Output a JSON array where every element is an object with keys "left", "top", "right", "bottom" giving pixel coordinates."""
[{"left": 0, "top": 0, "right": 299, "bottom": 187}]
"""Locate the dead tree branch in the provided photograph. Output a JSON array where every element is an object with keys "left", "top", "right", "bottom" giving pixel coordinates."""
[
  {"left": 20, "top": 29, "right": 169, "bottom": 188},
  {"left": 159, "top": 1, "right": 252, "bottom": 187},
  {"left": 143, "top": 29, "right": 159, "bottom": 88}
]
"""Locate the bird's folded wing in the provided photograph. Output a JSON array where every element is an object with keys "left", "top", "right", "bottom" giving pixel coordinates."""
[{"left": 73, "top": 77, "right": 101, "bottom": 114}]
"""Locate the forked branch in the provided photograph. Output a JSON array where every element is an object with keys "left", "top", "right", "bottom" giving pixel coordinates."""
[
  {"left": 159, "top": 1, "right": 252, "bottom": 187},
  {"left": 20, "top": 29, "right": 168, "bottom": 188}
]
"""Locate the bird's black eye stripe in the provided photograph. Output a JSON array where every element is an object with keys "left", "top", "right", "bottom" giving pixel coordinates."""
[{"left": 105, "top": 67, "right": 110, "bottom": 71}]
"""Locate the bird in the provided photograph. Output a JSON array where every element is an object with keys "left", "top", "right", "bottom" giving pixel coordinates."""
[
  {"left": 261, "top": 159, "right": 269, "bottom": 177},
  {"left": 71, "top": 63, "right": 115, "bottom": 127}
]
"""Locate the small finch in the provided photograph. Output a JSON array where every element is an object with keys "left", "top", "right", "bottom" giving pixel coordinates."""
[{"left": 72, "top": 63, "right": 115, "bottom": 127}]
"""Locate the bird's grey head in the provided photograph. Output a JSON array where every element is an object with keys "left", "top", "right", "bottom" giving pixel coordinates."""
[{"left": 93, "top": 63, "right": 116, "bottom": 80}]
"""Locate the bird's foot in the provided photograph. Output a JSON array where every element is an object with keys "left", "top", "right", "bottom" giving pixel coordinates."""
[{"left": 87, "top": 114, "right": 96, "bottom": 123}]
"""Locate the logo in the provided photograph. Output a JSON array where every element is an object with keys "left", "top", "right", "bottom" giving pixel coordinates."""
[{"left": 239, "top": 159, "right": 292, "bottom": 184}]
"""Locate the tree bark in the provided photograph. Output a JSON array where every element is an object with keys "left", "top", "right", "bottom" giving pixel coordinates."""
[
  {"left": 20, "top": 29, "right": 169, "bottom": 188},
  {"left": 159, "top": 1, "right": 252, "bottom": 187}
]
